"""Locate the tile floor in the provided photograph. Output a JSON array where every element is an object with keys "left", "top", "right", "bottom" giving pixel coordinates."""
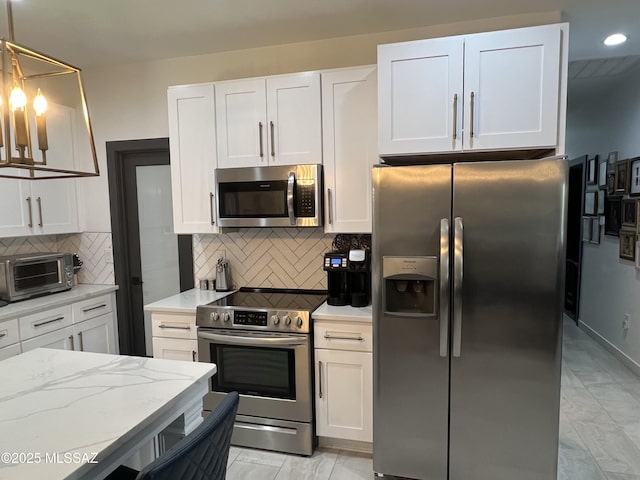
[{"left": 226, "top": 319, "right": 640, "bottom": 479}]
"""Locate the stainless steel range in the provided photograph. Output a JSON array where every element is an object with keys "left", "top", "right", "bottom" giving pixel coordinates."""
[{"left": 196, "top": 287, "right": 327, "bottom": 456}]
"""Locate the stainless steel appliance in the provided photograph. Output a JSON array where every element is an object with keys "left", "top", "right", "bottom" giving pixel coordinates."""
[
  {"left": 324, "top": 249, "right": 371, "bottom": 307},
  {"left": 215, "top": 258, "right": 232, "bottom": 292},
  {"left": 372, "top": 158, "right": 567, "bottom": 480},
  {"left": 0, "top": 252, "right": 74, "bottom": 302},
  {"left": 196, "top": 287, "right": 327, "bottom": 455},
  {"left": 215, "top": 164, "right": 323, "bottom": 228}
]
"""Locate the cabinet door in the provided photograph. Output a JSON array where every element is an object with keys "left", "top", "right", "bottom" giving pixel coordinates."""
[
  {"left": 29, "top": 179, "right": 79, "bottom": 235},
  {"left": 463, "top": 24, "right": 562, "bottom": 150},
  {"left": 378, "top": 37, "right": 464, "bottom": 155},
  {"left": 322, "top": 67, "right": 377, "bottom": 233},
  {"left": 73, "top": 313, "right": 117, "bottom": 354},
  {"left": 0, "top": 343, "right": 21, "bottom": 361},
  {"left": 21, "top": 326, "right": 75, "bottom": 352},
  {"left": 266, "top": 73, "right": 322, "bottom": 165},
  {"left": 315, "top": 349, "right": 372, "bottom": 442},
  {"left": 0, "top": 176, "right": 32, "bottom": 238},
  {"left": 168, "top": 84, "right": 219, "bottom": 234},
  {"left": 215, "top": 79, "right": 267, "bottom": 169},
  {"left": 152, "top": 337, "right": 198, "bottom": 362}
]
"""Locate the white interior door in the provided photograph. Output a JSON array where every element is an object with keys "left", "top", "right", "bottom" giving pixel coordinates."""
[{"left": 137, "top": 165, "right": 181, "bottom": 356}]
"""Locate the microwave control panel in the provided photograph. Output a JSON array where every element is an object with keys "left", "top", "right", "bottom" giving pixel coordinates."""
[{"left": 296, "top": 182, "right": 316, "bottom": 217}]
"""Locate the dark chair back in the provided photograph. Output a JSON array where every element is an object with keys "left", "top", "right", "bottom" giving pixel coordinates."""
[{"left": 136, "top": 392, "right": 239, "bottom": 480}]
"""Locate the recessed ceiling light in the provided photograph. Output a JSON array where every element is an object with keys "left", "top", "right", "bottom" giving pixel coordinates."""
[{"left": 604, "top": 33, "right": 628, "bottom": 46}]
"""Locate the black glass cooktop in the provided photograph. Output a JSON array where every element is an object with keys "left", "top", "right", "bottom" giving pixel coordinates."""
[{"left": 209, "top": 287, "right": 327, "bottom": 311}]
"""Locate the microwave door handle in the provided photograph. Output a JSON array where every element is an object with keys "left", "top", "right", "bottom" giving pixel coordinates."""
[{"left": 287, "top": 171, "right": 296, "bottom": 225}]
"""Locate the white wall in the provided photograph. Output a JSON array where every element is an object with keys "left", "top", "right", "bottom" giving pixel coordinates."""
[
  {"left": 566, "top": 66, "right": 640, "bottom": 367},
  {"left": 78, "top": 11, "right": 560, "bottom": 231}
]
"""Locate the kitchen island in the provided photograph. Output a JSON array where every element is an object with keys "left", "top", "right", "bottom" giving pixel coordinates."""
[{"left": 0, "top": 348, "right": 216, "bottom": 480}]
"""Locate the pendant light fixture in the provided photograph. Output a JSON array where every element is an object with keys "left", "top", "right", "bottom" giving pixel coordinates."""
[{"left": 0, "top": 0, "right": 99, "bottom": 179}]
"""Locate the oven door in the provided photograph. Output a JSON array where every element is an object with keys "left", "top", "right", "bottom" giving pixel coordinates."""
[{"left": 198, "top": 329, "right": 312, "bottom": 423}]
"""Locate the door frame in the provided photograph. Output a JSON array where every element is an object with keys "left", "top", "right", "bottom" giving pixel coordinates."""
[
  {"left": 107, "top": 138, "right": 194, "bottom": 355},
  {"left": 565, "top": 155, "right": 586, "bottom": 324}
]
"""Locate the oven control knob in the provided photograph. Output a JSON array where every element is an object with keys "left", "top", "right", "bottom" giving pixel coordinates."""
[
  {"left": 284, "top": 315, "right": 292, "bottom": 326},
  {"left": 296, "top": 317, "right": 303, "bottom": 328},
  {"left": 210, "top": 312, "right": 220, "bottom": 322},
  {"left": 222, "top": 312, "right": 231, "bottom": 323},
  {"left": 271, "top": 315, "right": 280, "bottom": 325}
]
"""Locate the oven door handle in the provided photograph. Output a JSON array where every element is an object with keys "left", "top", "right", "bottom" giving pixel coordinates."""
[{"left": 198, "top": 331, "right": 307, "bottom": 347}]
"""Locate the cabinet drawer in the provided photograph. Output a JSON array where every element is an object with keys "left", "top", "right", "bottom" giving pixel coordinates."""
[
  {"left": 0, "top": 343, "right": 21, "bottom": 361},
  {"left": 19, "top": 306, "right": 73, "bottom": 340},
  {"left": 0, "top": 318, "right": 20, "bottom": 348},
  {"left": 152, "top": 337, "right": 198, "bottom": 362},
  {"left": 314, "top": 321, "right": 372, "bottom": 352},
  {"left": 72, "top": 294, "right": 114, "bottom": 323},
  {"left": 152, "top": 313, "right": 197, "bottom": 340}
]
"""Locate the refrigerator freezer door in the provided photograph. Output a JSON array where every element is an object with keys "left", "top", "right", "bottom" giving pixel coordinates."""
[
  {"left": 449, "top": 158, "right": 567, "bottom": 480},
  {"left": 372, "top": 164, "right": 451, "bottom": 480}
]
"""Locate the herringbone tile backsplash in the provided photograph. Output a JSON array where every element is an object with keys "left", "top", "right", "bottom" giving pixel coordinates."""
[
  {"left": 194, "top": 228, "right": 335, "bottom": 290},
  {"left": 58, "top": 233, "right": 115, "bottom": 285},
  {"left": 0, "top": 236, "right": 58, "bottom": 256}
]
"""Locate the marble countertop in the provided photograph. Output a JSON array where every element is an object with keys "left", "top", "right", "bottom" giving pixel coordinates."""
[
  {"left": 0, "top": 285, "right": 119, "bottom": 322},
  {"left": 0, "top": 348, "right": 216, "bottom": 480},
  {"left": 144, "top": 288, "right": 234, "bottom": 314},
  {"left": 312, "top": 301, "right": 372, "bottom": 323}
]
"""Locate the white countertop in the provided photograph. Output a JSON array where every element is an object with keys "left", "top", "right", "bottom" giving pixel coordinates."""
[
  {"left": 0, "top": 284, "right": 119, "bottom": 322},
  {"left": 0, "top": 348, "right": 216, "bottom": 480},
  {"left": 312, "top": 301, "right": 372, "bottom": 323},
  {"left": 144, "top": 288, "right": 234, "bottom": 314}
]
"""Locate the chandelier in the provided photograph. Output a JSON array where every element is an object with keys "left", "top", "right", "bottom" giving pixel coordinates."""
[{"left": 0, "top": 1, "right": 99, "bottom": 179}]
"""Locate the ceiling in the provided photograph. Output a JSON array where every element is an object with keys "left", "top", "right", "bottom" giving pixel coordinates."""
[{"left": 3, "top": 0, "right": 639, "bottom": 68}]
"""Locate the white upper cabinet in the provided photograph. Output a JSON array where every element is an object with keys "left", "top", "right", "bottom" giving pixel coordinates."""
[
  {"left": 0, "top": 176, "right": 32, "bottom": 238},
  {"left": 322, "top": 66, "right": 378, "bottom": 233},
  {"left": 216, "top": 72, "right": 321, "bottom": 168},
  {"left": 378, "top": 23, "right": 565, "bottom": 156},
  {"left": 378, "top": 38, "right": 464, "bottom": 155},
  {"left": 168, "top": 83, "right": 219, "bottom": 234},
  {"left": 30, "top": 179, "right": 79, "bottom": 235}
]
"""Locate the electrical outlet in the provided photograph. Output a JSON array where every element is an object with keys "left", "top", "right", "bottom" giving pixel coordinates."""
[
  {"left": 623, "top": 313, "right": 631, "bottom": 331},
  {"left": 104, "top": 247, "right": 113, "bottom": 265}
]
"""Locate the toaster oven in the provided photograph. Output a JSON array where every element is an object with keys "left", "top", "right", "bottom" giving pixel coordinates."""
[{"left": 0, "top": 253, "right": 74, "bottom": 302}]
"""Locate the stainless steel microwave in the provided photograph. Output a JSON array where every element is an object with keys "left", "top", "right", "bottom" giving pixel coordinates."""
[
  {"left": 215, "top": 165, "right": 323, "bottom": 228},
  {"left": 0, "top": 253, "right": 74, "bottom": 302}
]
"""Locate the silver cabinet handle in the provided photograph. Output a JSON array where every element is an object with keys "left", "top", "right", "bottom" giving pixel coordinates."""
[
  {"left": 82, "top": 303, "right": 107, "bottom": 313},
  {"left": 453, "top": 217, "right": 464, "bottom": 357},
  {"left": 452, "top": 94, "right": 458, "bottom": 140},
  {"left": 26, "top": 197, "right": 33, "bottom": 228},
  {"left": 258, "top": 122, "right": 264, "bottom": 159},
  {"left": 440, "top": 218, "right": 450, "bottom": 358},
  {"left": 287, "top": 171, "right": 296, "bottom": 226},
  {"left": 270, "top": 121, "right": 275, "bottom": 159},
  {"left": 470, "top": 91, "right": 475, "bottom": 139},
  {"left": 0, "top": 332, "right": 7, "bottom": 338},
  {"left": 318, "top": 360, "right": 323, "bottom": 399},
  {"left": 159, "top": 323, "right": 191, "bottom": 330},
  {"left": 324, "top": 334, "right": 363, "bottom": 341},
  {"left": 328, "top": 188, "right": 333, "bottom": 225},
  {"left": 78, "top": 331, "right": 84, "bottom": 351},
  {"left": 33, "top": 316, "right": 65, "bottom": 328},
  {"left": 192, "top": 350, "right": 197, "bottom": 362},
  {"left": 36, "top": 196, "right": 43, "bottom": 227},
  {"left": 210, "top": 192, "right": 215, "bottom": 225},
  {"left": 69, "top": 335, "right": 75, "bottom": 350}
]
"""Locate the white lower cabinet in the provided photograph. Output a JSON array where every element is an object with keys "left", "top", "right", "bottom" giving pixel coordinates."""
[
  {"left": 151, "top": 312, "right": 198, "bottom": 361},
  {"left": 73, "top": 314, "right": 117, "bottom": 354},
  {"left": 314, "top": 320, "right": 373, "bottom": 443},
  {"left": 0, "top": 343, "right": 21, "bottom": 360},
  {"left": 22, "top": 325, "right": 75, "bottom": 352}
]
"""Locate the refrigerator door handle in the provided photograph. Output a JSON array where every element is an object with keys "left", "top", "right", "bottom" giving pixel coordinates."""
[
  {"left": 453, "top": 216, "right": 464, "bottom": 357},
  {"left": 439, "top": 218, "right": 450, "bottom": 357}
]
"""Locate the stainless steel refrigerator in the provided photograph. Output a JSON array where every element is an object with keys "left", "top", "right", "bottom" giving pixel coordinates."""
[{"left": 372, "top": 158, "right": 566, "bottom": 480}]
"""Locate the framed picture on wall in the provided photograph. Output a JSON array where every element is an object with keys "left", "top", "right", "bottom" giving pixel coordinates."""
[
  {"left": 586, "top": 156, "right": 598, "bottom": 185},
  {"left": 584, "top": 191, "right": 597, "bottom": 216},
  {"left": 630, "top": 157, "right": 640, "bottom": 196},
  {"left": 597, "top": 191, "right": 605, "bottom": 215},
  {"left": 620, "top": 230, "right": 637, "bottom": 261},
  {"left": 582, "top": 217, "right": 592, "bottom": 242},
  {"left": 622, "top": 199, "right": 637, "bottom": 228},
  {"left": 607, "top": 173, "right": 616, "bottom": 195},
  {"left": 590, "top": 217, "right": 600, "bottom": 244},
  {"left": 615, "top": 159, "right": 630, "bottom": 194},
  {"left": 598, "top": 159, "right": 608, "bottom": 189},
  {"left": 637, "top": 199, "right": 640, "bottom": 235},
  {"left": 605, "top": 196, "right": 622, "bottom": 237},
  {"left": 608, "top": 151, "right": 619, "bottom": 165}
]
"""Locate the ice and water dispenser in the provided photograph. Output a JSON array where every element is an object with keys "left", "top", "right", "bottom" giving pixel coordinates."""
[{"left": 382, "top": 256, "right": 438, "bottom": 316}]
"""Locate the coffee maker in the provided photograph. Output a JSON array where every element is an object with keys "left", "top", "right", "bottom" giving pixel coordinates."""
[{"left": 324, "top": 249, "right": 371, "bottom": 307}]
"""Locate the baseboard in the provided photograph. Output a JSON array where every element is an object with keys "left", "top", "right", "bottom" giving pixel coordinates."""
[
  {"left": 578, "top": 320, "right": 640, "bottom": 376},
  {"left": 318, "top": 436, "right": 373, "bottom": 454}
]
